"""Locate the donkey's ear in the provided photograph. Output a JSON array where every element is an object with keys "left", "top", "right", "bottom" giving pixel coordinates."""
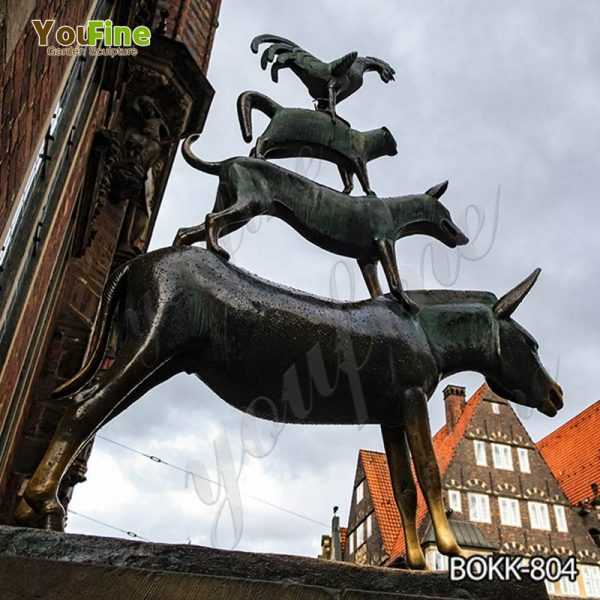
[
  {"left": 425, "top": 180, "right": 448, "bottom": 199},
  {"left": 494, "top": 268, "right": 541, "bottom": 319}
]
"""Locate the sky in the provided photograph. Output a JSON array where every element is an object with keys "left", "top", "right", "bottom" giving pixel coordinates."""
[{"left": 68, "top": 0, "right": 600, "bottom": 557}]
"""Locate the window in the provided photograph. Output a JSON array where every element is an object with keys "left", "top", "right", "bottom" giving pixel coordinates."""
[
  {"left": 499, "top": 497, "right": 521, "bottom": 527},
  {"left": 491, "top": 402, "right": 500, "bottom": 414},
  {"left": 517, "top": 448, "right": 530, "bottom": 473},
  {"left": 583, "top": 565, "right": 600, "bottom": 597},
  {"left": 349, "top": 531, "right": 355, "bottom": 554},
  {"left": 448, "top": 490, "right": 462, "bottom": 513},
  {"left": 554, "top": 505, "right": 568, "bottom": 533},
  {"left": 356, "top": 481, "right": 364, "bottom": 503},
  {"left": 356, "top": 522, "right": 365, "bottom": 548},
  {"left": 492, "top": 443, "right": 513, "bottom": 470},
  {"left": 474, "top": 440, "right": 487, "bottom": 466},
  {"left": 528, "top": 502, "right": 551, "bottom": 530},
  {"left": 366, "top": 513, "right": 373, "bottom": 538},
  {"left": 427, "top": 549, "right": 449, "bottom": 571},
  {"left": 559, "top": 575, "right": 580, "bottom": 596},
  {"left": 468, "top": 493, "right": 491, "bottom": 523},
  {"left": 544, "top": 580, "right": 555, "bottom": 595}
]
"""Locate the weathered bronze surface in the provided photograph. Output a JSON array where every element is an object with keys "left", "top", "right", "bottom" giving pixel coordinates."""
[
  {"left": 174, "top": 137, "right": 467, "bottom": 311},
  {"left": 16, "top": 248, "right": 562, "bottom": 567},
  {"left": 250, "top": 34, "right": 395, "bottom": 115},
  {"left": 237, "top": 91, "right": 397, "bottom": 195}
]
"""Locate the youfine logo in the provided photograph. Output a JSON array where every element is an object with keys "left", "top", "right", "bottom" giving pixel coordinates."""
[{"left": 32, "top": 19, "right": 152, "bottom": 57}]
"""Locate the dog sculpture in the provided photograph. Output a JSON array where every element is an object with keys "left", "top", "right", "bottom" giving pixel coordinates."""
[
  {"left": 237, "top": 91, "right": 397, "bottom": 195},
  {"left": 174, "top": 136, "right": 468, "bottom": 312},
  {"left": 16, "top": 248, "right": 563, "bottom": 572}
]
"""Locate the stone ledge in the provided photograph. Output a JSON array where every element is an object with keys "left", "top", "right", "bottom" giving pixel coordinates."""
[{"left": 0, "top": 526, "right": 548, "bottom": 599}]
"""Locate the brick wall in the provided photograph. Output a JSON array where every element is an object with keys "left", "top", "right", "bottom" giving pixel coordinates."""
[{"left": 0, "top": 0, "right": 90, "bottom": 236}]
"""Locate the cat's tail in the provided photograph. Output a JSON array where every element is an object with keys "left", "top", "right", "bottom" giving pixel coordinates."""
[
  {"left": 181, "top": 134, "right": 225, "bottom": 175},
  {"left": 237, "top": 91, "right": 282, "bottom": 143}
]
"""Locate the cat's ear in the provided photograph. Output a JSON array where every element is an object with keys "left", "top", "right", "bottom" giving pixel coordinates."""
[{"left": 425, "top": 180, "right": 448, "bottom": 199}]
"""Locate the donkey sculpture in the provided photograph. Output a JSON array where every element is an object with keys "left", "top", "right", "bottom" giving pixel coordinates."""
[{"left": 15, "top": 248, "right": 563, "bottom": 570}]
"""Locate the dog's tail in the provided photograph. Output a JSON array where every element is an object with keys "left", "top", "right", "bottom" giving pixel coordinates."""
[
  {"left": 237, "top": 91, "right": 282, "bottom": 143},
  {"left": 181, "top": 134, "right": 225, "bottom": 175},
  {"left": 52, "top": 262, "right": 130, "bottom": 399}
]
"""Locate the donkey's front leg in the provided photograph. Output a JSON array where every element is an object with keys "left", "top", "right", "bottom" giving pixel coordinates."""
[
  {"left": 403, "top": 387, "right": 466, "bottom": 560},
  {"left": 381, "top": 425, "right": 426, "bottom": 569}
]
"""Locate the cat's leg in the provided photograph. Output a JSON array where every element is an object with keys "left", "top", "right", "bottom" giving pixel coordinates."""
[{"left": 357, "top": 257, "right": 382, "bottom": 298}]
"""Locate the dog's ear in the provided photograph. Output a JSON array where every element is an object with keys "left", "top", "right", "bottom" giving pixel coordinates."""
[{"left": 425, "top": 180, "right": 449, "bottom": 199}]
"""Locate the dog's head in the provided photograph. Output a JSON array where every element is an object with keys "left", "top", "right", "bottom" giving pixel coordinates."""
[{"left": 418, "top": 181, "right": 469, "bottom": 248}]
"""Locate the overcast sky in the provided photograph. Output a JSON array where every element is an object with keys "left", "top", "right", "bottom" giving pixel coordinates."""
[{"left": 68, "top": 0, "right": 600, "bottom": 557}]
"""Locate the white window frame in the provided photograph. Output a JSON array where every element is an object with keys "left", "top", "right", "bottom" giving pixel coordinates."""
[
  {"left": 559, "top": 575, "right": 580, "bottom": 596},
  {"left": 491, "top": 402, "right": 500, "bottom": 414},
  {"left": 356, "top": 521, "right": 365, "bottom": 548},
  {"left": 366, "top": 513, "right": 373, "bottom": 538},
  {"left": 492, "top": 443, "right": 514, "bottom": 471},
  {"left": 544, "top": 580, "right": 555, "bottom": 595},
  {"left": 474, "top": 440, "right": 487, "bottom": 466},
  {"left": 448, "top": 489, "right": 462, "bottom": 513},
  {"left": 356, "top": 480, "right": 364, "bottom": 503},
  {"left": 517, "top": 447, "right": 531, "bottom": 473},
  {"left": 498, "top": 497, "right": 521, "bottom": 527},
  {"left": 528, "top": 501, "right": 551, "bottom": 531},
  {"left": 554, "top": 504, "right": 568, "bottom": 533},
  {"left": 468, "top": 492, "right": 491, "bottom": 523},
  {"left": 583, "top": 565, "right": 600, "bottom": 597},
  {"left": 426, "top": 548, "right": 449, "bottom": 571}
]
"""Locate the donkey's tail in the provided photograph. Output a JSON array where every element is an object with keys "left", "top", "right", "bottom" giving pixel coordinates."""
[
  {"left": 52, "top": 262, "right": 130, "bottom": 399},
  {"left": 237, "top": 91, "right": 282, "bottom": 143},
  {"left": 181, "top": 134, "right": 225, "bottom": 175}
]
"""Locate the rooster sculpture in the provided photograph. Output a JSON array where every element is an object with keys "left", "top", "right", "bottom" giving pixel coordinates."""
[{"left": 250, "top": 34, "right": 396, "bottom": 116}]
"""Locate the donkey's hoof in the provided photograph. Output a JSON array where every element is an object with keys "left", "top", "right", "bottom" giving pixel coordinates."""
[
  {"left": 406, "top": 550, "right": 427, "bottom": 570},
  {"left": 41, "top": 510, "right": 66, "bottom": 532},
  {"left": 15, "top": 498, "right": 39, "bottom": 526}
]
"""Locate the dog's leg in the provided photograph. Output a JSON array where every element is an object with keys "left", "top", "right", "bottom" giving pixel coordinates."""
[
  {"left": 205, "top": 200, "right": 260, "bottom": 260},
  {"left": 356, "top": 161, "right": 375, "bottom": 196},
  {"left": 338, "top": 165, "right": 354, "bottom": 194},
  {"left": 381, "top": 425, "right": 426, "bottom": 569},
  {"left": 375, "top": 239, "right": 419, "bottom": 313},
  {"left": 357, "top": 257, "right": 382, "bottom": 298}
]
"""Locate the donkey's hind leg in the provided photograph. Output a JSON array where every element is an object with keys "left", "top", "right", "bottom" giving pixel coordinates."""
[
  {"left": 16, "top": 341, "right": 174, "bottom": 531},
  {"left": 403, "top": 387, "right": 466, "bottom": 560},
  {"left": 205, "top": 199, "right": 261, "bottom": 260},
  {"left": 381, "top": 425, "right": 426, "bottom": 569}
]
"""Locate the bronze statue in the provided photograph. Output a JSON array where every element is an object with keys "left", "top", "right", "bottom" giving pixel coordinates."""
[
  {"left": 173, "top": 136, "right": 468, "bottom": 312},
  {"left": 251, "top": 34, "right": 395, "bottom": 116},
  {"left": 15, "top": 248, "right": 563, "bottom": 572},
  {"left": 237, "top": 91, "right": 397, "bottom": 195}
]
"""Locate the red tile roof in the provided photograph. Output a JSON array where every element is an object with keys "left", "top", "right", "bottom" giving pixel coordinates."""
[
  {"left": 537, "top": 400, "right": 600, "bottom": 506},
  {"left": 340, "top": 527, "right": 348, "bottom": 555},
  {"left": 358, "top": 384, "right": 487, "bottom": 564}
]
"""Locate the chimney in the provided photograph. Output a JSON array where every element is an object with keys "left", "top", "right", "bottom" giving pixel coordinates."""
[
  {"left": 331, "top": 506, "right": 342, "bottom": 560},
  {"left": 443, "top": 385, "right": 466, "bottom": 432}
]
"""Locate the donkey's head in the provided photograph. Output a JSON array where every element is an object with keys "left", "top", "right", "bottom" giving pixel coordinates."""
[{"left": 486, "top": 269, "right": 563, "bottom": 416}]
